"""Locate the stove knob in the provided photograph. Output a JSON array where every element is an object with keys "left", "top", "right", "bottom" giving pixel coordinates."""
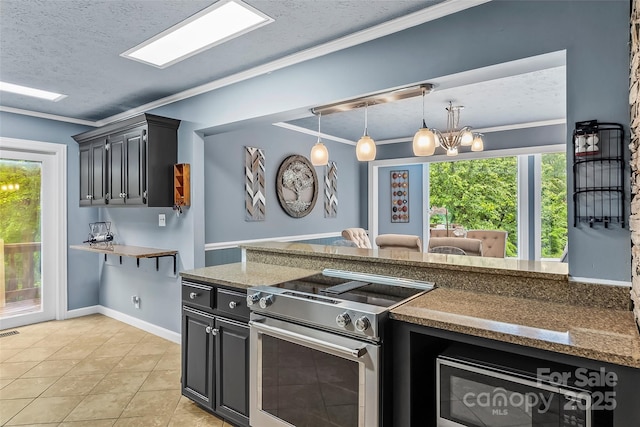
[
  {"left": 336, "top": 313, "right": 351, "bottom": 328},
  {"left": 355, "top": 316, "right": 370, "bottom": 332},
  {"left": 246, "top": 293, "right": 261, "bottom": 306},
  {"left": 259, "top": 295, "right": 274, "bottom": 309}
]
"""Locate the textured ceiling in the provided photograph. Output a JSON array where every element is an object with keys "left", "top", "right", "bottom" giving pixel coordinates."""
[
  {"left": 285, "top": 66, "right": 566, "bottom": 142},
  {"left": 0, "top": 0, "right": 443, "bottom": 121}
]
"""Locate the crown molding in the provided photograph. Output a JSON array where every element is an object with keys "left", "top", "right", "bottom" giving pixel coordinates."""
[
  {"left": 272, "top": 122, "right": 356, "bottom": 145},
  {"left": 94, "top": 0, "right": 491, "bottom": 126},
  {"left": 374, "top": 118, "right": 567, "bottom": 145},
  {"left": 0, "top": 105, "right": 97, "bottom": 127},
  {"left": 2, "top": 0, "right": 491, "bottom": 128}
]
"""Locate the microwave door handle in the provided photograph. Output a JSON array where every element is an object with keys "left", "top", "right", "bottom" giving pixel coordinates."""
[{"left": 249, "top": 319, "right": 368, "bottom": 358}]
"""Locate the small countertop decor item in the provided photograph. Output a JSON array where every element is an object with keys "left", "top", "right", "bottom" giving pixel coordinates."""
[
  {"left": 84, "top": 221, "right": 114, "bottom": 250},
  {"left": 391, "top": 170, "right": 409, "bottom": 222},
  {"left": 276, "top": 155, "right": 318, "bottom": 218}
]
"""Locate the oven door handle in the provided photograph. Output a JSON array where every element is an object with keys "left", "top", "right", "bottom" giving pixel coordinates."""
[{"left": 249, "top": 319, "right": 368, "bottom": 358}]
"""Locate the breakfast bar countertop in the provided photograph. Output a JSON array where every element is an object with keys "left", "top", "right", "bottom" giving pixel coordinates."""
[
  {"left": 180, "top": 262, "right": 320, "bottom": 290},
  {"left": 391, "top": 287, "right": 640, "bottom": 369}
]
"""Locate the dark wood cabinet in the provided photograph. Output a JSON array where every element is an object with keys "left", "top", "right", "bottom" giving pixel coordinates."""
[
  {"left": 181, "top": 280, "right": 250, "bottom": 427},
  {"left": 182, "top": 307, "right": 215, "bottom": 409},
  {"left": 107, "top": 128, "right": 146, "bottom": 205},
  {"left": 215, "top": 317, "right": 249, "bottom": 424},
  {"left": 78, "top": 138, "right": 107, "bottom": 206},
  {"left": 73, "top": 113, "right": 180, "bottom": 207}
]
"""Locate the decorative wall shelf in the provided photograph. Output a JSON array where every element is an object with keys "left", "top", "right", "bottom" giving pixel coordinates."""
[
  {"left": 174, "top": 163, "right": 190, "bottom": 207},
  {"left": 70, "top": 244, "right": 178, "bottom": 273},
  {"left": 572, "top": 120, "right": 625, "bottom": 228}
]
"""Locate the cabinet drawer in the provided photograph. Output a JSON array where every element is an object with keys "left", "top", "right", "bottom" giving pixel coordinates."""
[
  {"left": 216, "top": 289, "right": 249, "bottom": 320},
  {"left": 182, "top": 282, "right": 214, "bottom": 310}
]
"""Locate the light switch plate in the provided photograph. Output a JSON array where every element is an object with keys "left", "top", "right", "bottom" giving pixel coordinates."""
[{"left": 159, "top": 214, "right": 166, "bottom": 227}]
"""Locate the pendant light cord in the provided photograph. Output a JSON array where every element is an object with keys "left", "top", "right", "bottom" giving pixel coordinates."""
[
  {"left": 421, "top": 87, "right": 427, "bottom": 128},
  {"left": 317, "top": 112, "right": 322, "bottom": 142},
  {"left": 364, "top": 103, "right": 369, "bottom": 135}
]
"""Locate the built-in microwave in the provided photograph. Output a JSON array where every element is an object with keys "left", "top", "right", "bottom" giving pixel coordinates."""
[{"left": 436, "top": 349, "right": 614, "bottom": 427}]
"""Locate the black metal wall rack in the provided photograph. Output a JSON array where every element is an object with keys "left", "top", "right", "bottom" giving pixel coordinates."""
[{"left": 572, "top": 120, "right": 625, "bottom": 228}]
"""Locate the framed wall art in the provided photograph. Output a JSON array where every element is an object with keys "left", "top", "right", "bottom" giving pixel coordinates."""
[
  {"left": 324, "top": 160, "right": 338, "bottom": 218},
  {"left": 245, "top": 146, "right": 266, "bottom": 221},
  {"left": 391, "top": 170, "right": 409, "bottom": 223},
  {"left": 276, "top": 155, "right": 318, "bottom": 218}
]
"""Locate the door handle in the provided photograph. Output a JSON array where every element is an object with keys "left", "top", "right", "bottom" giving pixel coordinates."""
[{"left": 249, "top": 319, "right": 367, "bottom": 358}]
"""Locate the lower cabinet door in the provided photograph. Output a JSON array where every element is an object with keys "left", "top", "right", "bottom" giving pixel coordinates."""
[
  {"left": 182, "top": 307, "right": 215, "bottom": 409},
  {"left": 215, "top": 317, "right": 250, "bottom": 426}
]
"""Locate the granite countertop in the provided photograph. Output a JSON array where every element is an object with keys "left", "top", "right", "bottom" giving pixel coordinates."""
[
  {"left": 180, "top": 262, "right": 320, "bottom": 289},
  {"left": 391, "top": 288, "right": 640, "bottom": 369},
  {"left": 242, "top": 242, "right": 568, "bottom": 280}
]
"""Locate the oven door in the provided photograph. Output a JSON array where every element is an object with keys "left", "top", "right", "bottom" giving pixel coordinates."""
[{"left": 249, "top": 314, "right": 380, "bottom": 427}]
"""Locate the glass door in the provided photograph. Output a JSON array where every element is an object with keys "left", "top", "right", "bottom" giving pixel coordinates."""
[{"left": 0, "top": 150, "right": 55, "bottom": 328}]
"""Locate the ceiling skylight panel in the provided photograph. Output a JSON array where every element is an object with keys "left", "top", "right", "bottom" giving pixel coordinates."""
[
  {"left": 0, "top": 81, "right": 67, "bottom": 101},
  {"left": 121, "top": 0, "right": 273, "bottom": 68}
]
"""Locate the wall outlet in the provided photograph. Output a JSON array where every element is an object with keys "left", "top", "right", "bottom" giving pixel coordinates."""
[
  {"left": 158, "top": 214, "right": 166, "bottom": 227},
  {"left": 131, "top": 295, "right": 140, "bottom": 309}
]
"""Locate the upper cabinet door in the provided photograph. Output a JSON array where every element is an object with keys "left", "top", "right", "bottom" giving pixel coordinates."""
[
  {"left": 90, "top": 139, "right": 108, "bottom": 205},
  {"left": 124, "top": 127, "right": 147, "bottom": 205},
  {"left": 73, "top": 113, "right": 179, "bottom": 208},
  {"left": 79, "top": 144, "right": 91, "bottom": 206},
  {"left": 107, "top": 133, "right": 125, "bottom": 205}
]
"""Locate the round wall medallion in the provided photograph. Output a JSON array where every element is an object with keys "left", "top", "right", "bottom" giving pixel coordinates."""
[{"left": 276, "top": 155, "right": 318, "bottom": 218}]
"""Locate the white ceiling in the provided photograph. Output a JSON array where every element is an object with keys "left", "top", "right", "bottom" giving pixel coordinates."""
[
  {"left": 0, "top": 0, "right": 566, "bottom": 141},
  {"left": 284, "top": 65, "right": 566, "bottom": 143}
]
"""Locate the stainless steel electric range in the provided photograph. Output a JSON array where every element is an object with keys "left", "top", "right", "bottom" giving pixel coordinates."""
[{"left": 247, "top": 269, "right": 435, "bottom": 427}]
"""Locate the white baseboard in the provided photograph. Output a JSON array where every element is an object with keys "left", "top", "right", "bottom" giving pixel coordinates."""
[
  {"left": 97, "top": 306, "right": 181, "bottom": 344},
  {"left": 65, "top": 305, "right": 100, "bottom": 319}
]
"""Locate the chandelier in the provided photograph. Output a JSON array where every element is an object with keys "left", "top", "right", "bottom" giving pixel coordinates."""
[{"left": 418, "top": 101, "right": 484, "bottom": 157}]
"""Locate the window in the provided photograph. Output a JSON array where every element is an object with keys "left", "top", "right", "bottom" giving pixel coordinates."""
[
  {"left": 428, "top": 151, "right": 566, "bottom": 260},
  {"left": 540, "top": 153, "right": 568, "bottom": 259},
  {"left": 429, "top": 157, "right": 519, "bottom": 257}
]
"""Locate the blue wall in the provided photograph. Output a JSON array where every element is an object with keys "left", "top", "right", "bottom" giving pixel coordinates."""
[
  {"left": 203, "top": 124, "right": 360, "bottom": 244},
  {"left": 0, "top": 111, "right": 99, "bottom": 310},
  {"left": 151, "top": 0, "right": 629, "bottom": 281},
  {"left": 96, "top": 120, "right": 206, "bottom": 333},
  {"left": 0, "top": 0, "right": 631, "bottom": 334}
]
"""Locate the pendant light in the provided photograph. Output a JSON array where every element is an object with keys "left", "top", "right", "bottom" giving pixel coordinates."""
[
  {"left": 356, "top": 103, "right": 376, "bottom": 161},
  {"left": 310, "top": 112, "right": 329, "bottom": 166},
  {"left": 412, "top": 86, "right": 436, "bottom": 156},
  {"left": 471, "top": 133, "right": 484, "bottom": 152}
]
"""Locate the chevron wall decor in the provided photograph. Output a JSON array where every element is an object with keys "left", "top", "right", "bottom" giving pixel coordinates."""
[
  {"left": 245, "top": 146, "right": 266, "bottom": 221},
  {"left": 324, "top": 160, "right": 338, "bottom": 218}
]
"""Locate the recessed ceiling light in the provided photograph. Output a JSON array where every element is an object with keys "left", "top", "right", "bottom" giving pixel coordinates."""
[
  {"left": 121, "top": 0, "right": 273, "bottom": 69},
  {"left": 0, "top": 81, "right": 67, "bottom": 102}
]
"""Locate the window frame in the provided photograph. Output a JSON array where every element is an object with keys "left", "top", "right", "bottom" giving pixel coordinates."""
[{"left": 367, "top": 144, "right": 565, "bottom": 260}]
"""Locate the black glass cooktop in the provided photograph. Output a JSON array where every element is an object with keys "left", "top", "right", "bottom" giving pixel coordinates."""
[{"left": 269, "top": 278, "right": 424, "bottom": 308}]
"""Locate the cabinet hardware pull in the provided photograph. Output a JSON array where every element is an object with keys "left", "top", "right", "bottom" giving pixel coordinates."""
[
  {"left": 212, "top": 328, "right": 219, "bottom": 336},
  {"left": 189, "top": 292, "right": 199, "bottom": 299},
  {"left": 229, "top": 301, "right": 238, "bottom": 309},
  {"left": 205, "top": 326, "right": 212, "bottom": 334}
]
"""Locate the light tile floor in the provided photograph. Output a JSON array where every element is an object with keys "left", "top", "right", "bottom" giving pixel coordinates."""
[{"left": 0, "top": 314, "right": 233, "bottom": 426}]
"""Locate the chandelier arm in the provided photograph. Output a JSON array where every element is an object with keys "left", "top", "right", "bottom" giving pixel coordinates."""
[{"left": 432, "top": 129, "right": 444, "bottom": 149}]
